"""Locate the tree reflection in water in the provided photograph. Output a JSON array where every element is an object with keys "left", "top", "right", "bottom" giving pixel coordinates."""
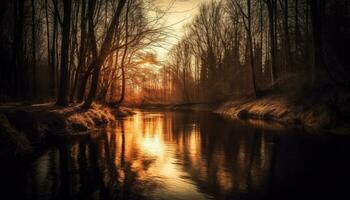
[{"left": 1, "top": 111, "right": 350, "bottom": 200}]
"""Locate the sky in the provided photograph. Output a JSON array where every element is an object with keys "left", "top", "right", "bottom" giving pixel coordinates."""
[{"left": 152, "top": 0, "right": 209, "bottom": 62}]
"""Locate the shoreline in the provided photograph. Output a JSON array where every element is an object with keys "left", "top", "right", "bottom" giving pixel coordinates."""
[
  {"left": 0, "top": 103, "right": 135, "bottom": 159},
  {"left": 139, "top": 94, "right": 349, "bottom": 135},
  {"left": 1, "top": 96, "right": 348, "bottom": 160}
]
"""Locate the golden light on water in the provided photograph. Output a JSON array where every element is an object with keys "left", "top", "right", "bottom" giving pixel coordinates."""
[
  {"left": 23, "top": 111, "right": 274, "bottom": 200},
  {"left": 140, "top": 133, "right": 164, "bottom": 156},
  {"left": 3, "top": 0, "right": 348, "bottom": 198},
  {"left": 108, "top": 112, "right": 267, "bottom": 197},
  {"left": 109, "top": 112, "right": 210, "bottom": 199}
]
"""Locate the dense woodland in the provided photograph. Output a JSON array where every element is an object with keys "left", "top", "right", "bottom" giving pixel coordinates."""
[
  {"left": 0, "top": 0, "right": 349, "bottom": 108},
  {"left": 0, "top": 0, "right": 164, "bottom": 108},
  {"left": 162, "top": 0, "right": 350, "bottom": 104}
]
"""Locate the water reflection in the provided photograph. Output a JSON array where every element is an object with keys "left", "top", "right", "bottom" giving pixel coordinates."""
[{"left": 1, "top": 111, "right": 350, "bottom": 200}]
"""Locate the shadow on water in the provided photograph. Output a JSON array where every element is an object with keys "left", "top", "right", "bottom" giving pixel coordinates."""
[{"left": 1, "top": 111, "right": 350, "bottom": 200}]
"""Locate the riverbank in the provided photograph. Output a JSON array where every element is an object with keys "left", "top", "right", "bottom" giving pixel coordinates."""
[
  {"left": 215, "top": 95, "right": 330, "bottom": 130},
  {"left": 0, "top": 103, "right": 135, "bottom": 159},
  {"left": 141, "top": 92, "right": 349, "bottom": 134},
  {"left": 215, "top": 89, "right": 350, "bottom": 134},
  {"left": 139, "top": 103, "right": 219, "bottom": 111}
]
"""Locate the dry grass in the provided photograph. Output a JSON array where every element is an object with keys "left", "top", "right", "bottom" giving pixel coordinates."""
[
  {"left": 0, "top": 103, "right": 126, "bottom": 136},
  {"left": 0, "top": 103, "right": 135, "bottom": 158},
  {"left": 215, "top": 95, "right": 332, "bottom": 130},
  {"left": 66, "top": 104, "right": 116, "bottom": 131}
]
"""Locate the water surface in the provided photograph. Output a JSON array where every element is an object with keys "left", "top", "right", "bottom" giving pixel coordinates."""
[{"left": 1, "top": 111, "right": 350, "bottom": 200}]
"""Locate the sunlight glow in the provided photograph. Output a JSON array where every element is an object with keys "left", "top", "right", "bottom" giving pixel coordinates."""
[
  {"left": 153, "top": 0, "right": 211, "bottom": 61},
  {"left": 141, "top": 135, "right": 164, "bottom": 156}
]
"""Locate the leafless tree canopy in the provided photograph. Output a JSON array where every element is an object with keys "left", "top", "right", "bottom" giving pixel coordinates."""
[{"left": 0, "top": 0, "right": 349, "bottom": 106}]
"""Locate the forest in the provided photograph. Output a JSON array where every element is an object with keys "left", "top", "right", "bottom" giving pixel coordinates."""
[
  {"left": 0, "top": 0, "right": 350, "bottom": 199},
  {"left": 0, "top": 0, "right": 349, "bottom": 109},
  {"left": 0, "top": 0, "right": 165, "bottom": 108}
]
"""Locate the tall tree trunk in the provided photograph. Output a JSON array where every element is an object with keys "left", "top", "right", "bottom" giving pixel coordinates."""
[
  {"left": 13, "top": 0, "right": 25, "bottom": 99},
  {"left": 56, "top": 0, "right": 72, "bottom": 106},
  {"left": 70, "top": 0, "right": 87, "bottom": 102},
  {"left": 55, "top": 20, "right": 60, "bottom": 91},
  {"left": 295, "top": 0, "right": 300, "bottom": 60},
  {"left": 280, "top": 0, "right": 291, "bottom": 72},
  {"left": 267, "top": 0, "right": 277, "bottom": 86},
  {"left": 31, "top": 0, "right": 37, "bottom": 100},
  {"left": 45, "top": 0, "right": 54, "bottom": 97},
  {"left": 260, "top": 0, "right": 263, "bottom": 63},
  {"left": 247, "top": 0, "right": 257, "bottom": 97},
  {"left": 51, "top": 9, "right": 58, "bottom": 96},
  {"left": 83, "top": 0, "right": 127, "bottom": 109},
  {"left": 80, "top": 0, "right": 98, "bottom": 106},
  {"left": 116, "top": 0, "right": 131, "bottom": 105},
  {"left": 310, "top": 0, "right": 324, "bottom": 84},
  {"left": 68, "top": 0, "right": 79, "bottom": 102}
]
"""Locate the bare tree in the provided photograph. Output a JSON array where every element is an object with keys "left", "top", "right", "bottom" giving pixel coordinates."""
[
  {"left": 56, "top": 0, "right": 72, "bottom": 106},
  {"left": 231, "top": 0, "right": 257, "bottom": 97},
  {"left": 83, "top": 0, "right": 127, "bottom": 109}
]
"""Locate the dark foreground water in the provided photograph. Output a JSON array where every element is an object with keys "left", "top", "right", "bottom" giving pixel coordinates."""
[{"left": 1, "top": 111, "right": 350, "bottom": 200}]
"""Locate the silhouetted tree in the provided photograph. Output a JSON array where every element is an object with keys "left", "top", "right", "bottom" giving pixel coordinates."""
[{"left": 56, "top": 0, "right": 72, "bottom": 106}]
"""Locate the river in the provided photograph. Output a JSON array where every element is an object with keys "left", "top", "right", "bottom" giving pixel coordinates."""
[{"left": 1, "top": 110, "right": 350, "bottom": 200}]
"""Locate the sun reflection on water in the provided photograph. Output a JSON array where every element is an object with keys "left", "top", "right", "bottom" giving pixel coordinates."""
[
  {"left": 15, "top": 111, "right": 273, "bottom": 200},
  {"left": 5, "top": 111, "right": 350, "bottom": 200},
  {"left": 90, "top": 112, "right": 270, "bottom": 199},
  {"left": 115, "top": 111, "right": 213, "bottom": 199},
  {"left": 141, "top": 135, "right": 164, "bottom": 156}
]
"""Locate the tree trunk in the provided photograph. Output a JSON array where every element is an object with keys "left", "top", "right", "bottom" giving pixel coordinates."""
[
  {"left": 12, "top": 0, "right": 25, "bottom": 99},
  {"left": 77, "top": 69, "right": 90, "bottom": 103},
  {"left": 83, "top": 0, "right": 127, "bottom": 109},
  {"left": 280, "top": 0, "right": 291, "bottom": 72},
  {"left": 31, "top": 0, "right": 37, "bottom": 100},
  {"left": 83, "top": 59, "right": 102, "bottom": 108},
  {"left": 45, "top": 0, "right": 54, "bottom": 97},
  {"left": 56, "top": 0, "right": 72, "bottom": 106},
  {"left": 70, "top": 0, "right": 87, "bottom": 102},
  {"left": 267, "top": 0, "right": 277, "bottom": 86},
  {"left": 247, "top": 0, "right": 257, "bottom": 97},
  {"left": 295, "top": 0, "right": 300, "bottom": 59},
  {"left": 115, "top": 0, "right": 131, "bottom": 105},
  {"left": 310, "top": 0, "right": 325, "bottom": 84},
  {"left": 51, "top": 9, "right": 58, "bottom": 96}
]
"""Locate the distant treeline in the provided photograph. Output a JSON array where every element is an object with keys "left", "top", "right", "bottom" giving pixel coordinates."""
[{"left": 161, "top": 0, "right": 350, "bottom": 103}]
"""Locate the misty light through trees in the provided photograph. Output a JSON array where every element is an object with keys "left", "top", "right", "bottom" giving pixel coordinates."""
[
  {"left": 0, "top": 0, "right": 350, "bottom": 200},
  {"left": 0, "top": 0, "right": 348, "bottom": 108}
]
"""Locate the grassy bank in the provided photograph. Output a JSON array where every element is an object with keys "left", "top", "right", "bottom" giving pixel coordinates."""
[
  {"left": 0, "top": 103, "right": 135, "bottom": 158},
  {"left": 214, "top": 95, "right": 331, "bottom": 130},
  {"left": 142, "top": 91, "right": 349, "bottom": 133}
]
